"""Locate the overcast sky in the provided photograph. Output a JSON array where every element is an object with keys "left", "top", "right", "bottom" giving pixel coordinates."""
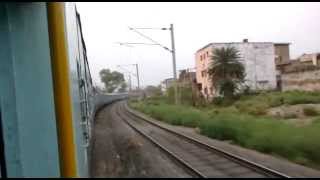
[{"left": 76, "top": 2, "right": 320, "bottom": 88}]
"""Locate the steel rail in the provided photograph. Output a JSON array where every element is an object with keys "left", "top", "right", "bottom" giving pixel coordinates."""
[
  {"left": 122, "top": 101, "right": 291, "bottom": 178},
  {"left": 114, "top": 103, "right": 205, "bottom": 178}
]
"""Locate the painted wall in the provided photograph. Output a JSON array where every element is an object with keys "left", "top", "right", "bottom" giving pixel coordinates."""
[
  {"left": 0, "top": 3, "right": 60, "bottom": 177},
  {"left": 195, "top": 45, "right": 214, "bottom": 98}
]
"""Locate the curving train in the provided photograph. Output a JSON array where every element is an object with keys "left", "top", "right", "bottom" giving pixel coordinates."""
[{"left": 0, "top": 2, "right": 127, "bottom": 177}]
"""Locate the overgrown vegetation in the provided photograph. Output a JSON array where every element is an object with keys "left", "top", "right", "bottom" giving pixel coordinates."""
[
  {"left": 242, "top": 90, "right": 320, "bottom": 105},
  {"left": 129, "top": 90, "right": 320, "bottom": 169},
  {"left": 303, "top": 106, "right": 319, "bottom": 116},
  {"left": 231, "top": 90, "right": 320, "bottom": 116}
]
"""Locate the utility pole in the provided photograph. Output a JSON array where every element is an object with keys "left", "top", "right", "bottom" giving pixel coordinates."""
[
  {"left": 117, "top": 64, "right": 139, "bottom": 91},
  {"left": 254, "top": 53, "right": 257, "bottom": 90},
  {"left": 170, "top": 24, "right": 178, "bottom": 105},
  {"left": 128, "top": 74, "right": 132, "bottom": 91},
  {"left": 122, "top": 24, "right": 179, "bottom": 104},
  {"left": 135, "top": 63, "right": 140, "bottom": 90}
]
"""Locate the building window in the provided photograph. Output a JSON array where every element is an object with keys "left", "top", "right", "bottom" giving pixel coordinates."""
[{"left": 206, "top": 51, "right": 209, "bottom": 57}]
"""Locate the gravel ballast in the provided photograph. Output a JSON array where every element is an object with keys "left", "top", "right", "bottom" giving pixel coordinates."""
[{"left": 90, "top": 103, "right": 192, "bottom": 178}]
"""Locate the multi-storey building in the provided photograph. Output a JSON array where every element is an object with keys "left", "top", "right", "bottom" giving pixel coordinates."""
[{"left": 195, "top": 39, "right": 290, "bottom": 99}]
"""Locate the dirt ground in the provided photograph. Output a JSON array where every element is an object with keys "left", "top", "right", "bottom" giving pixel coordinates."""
[
  {"left": 89, "top": 103, "right": 192, "bottom": 178},
  {"left": 267, "top": 103, "right": 320, "bottom": 125}
]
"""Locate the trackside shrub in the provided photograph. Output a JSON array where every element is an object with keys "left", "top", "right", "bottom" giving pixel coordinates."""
[{"left": 129, "top": 98, "right": 320, "bottom": 169}]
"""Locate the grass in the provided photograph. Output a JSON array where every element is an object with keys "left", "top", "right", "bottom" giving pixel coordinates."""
[
  {"left": 200, "top": 112, "right": 320, "bottom": 166},
  {"left": 129, "top": 91, "right": 320, "bottom": 169},
  {"left": 232, "top": 90, "right": 320, "bottom": 115},
  {"left": 130, "top": 99, "right": 207, "bottom": 127}
]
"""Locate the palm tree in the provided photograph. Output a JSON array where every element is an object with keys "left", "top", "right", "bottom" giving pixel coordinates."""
[{"left": 207, "top": 46, "right": 245, "bottom": 98}]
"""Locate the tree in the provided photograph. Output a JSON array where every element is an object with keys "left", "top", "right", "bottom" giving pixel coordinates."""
[
  {"left": 99, "top": 69, "right": 127, "bottom": 93},
  {"left": 207, "top": 46, "right": 245, "bottom": 98}
]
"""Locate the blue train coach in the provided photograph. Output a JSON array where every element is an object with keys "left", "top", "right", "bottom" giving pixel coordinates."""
[{"left": 0, "top": 2, "right": 127, "bottom": 178}]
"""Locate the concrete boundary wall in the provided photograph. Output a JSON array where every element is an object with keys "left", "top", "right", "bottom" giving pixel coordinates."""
[{"left": 281, "top": 69, "right": 320, "bottom": 92}]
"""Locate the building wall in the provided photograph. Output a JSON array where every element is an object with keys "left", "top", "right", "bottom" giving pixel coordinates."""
[
  {"left": 281, "top": 68, "right": 320, "bottom": 91},
  {"left": 195, "top": 42, "right": 277, "bottom": 98},
  {"left": 274, "top": 44, "right": 290, "bottom": 65},
  {"left": 195, "top": 45, "right": 214, "bottom": 98},
  {"left": 179, "top": 70, "right": 196, "bottom": 86}
]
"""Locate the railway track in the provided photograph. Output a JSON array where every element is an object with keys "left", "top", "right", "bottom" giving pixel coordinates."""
[{"left": 115, "top": 101, "right": 290, "bottom": 178}]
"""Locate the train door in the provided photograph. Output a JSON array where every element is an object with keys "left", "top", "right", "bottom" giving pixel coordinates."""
[
  {"left": 76, "top": 61, "right": 90, "bottom": 148},
  {"left": 75, "top": 12, "right": 91, "bottom": 149}
]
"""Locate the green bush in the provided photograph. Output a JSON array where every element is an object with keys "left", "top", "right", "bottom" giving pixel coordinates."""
[
  {"left": 199, "top": 112, "right": 320, "bottom": 168},
  {"left": 129, "top": 98, "right": 320, "bottom": 169},
  {"left": 212, "top": 97, "right": 224, "bottom": 106},
  {"left": 178, "top": 85, "right": 194, "bottom": 106},
  {"left": 303, "top": 106, "right": 319, "bottom": 116},
  {"left": 166, "top": 86, "right": 176, "bottom": 104},
  {"left": 212, "top": 96, "right": 237, "bottom": 106},
  {"left": 130, "top": 100, "right": 208, "bottom": 128},
  {"left": 232, "top": 91, "right": 320, "bottom": 116}
]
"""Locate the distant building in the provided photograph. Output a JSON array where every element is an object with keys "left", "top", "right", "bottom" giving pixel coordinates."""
[
  {"left": 277, "top": 52, "right": 320, "bottom": 92},
  {"left": 160, "top": 78, "right": 175, "bottom": 93},
  {"left": 178, "top": 68, "right": 203, "bottom": 105},
  {"left": 277, "top": 53, "right": 320, "bottom": 74},
  {"left": 195, "top": 39, "right": 290, "bottom": 99},
  {"left": 178, "top": 68, "right": 196, "bottom": 85},
  {"left": 297, "top": 53, "right": 320, "bottom": 66},
  {"left": 273, "top": 43, "right": 291, "bottom": 90}
]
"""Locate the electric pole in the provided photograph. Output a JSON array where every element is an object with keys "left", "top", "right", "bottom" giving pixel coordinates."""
[
  {"left": 121, "top": 24, "right": 179, "bottom": 104},
  {"left": 128, "top": 74, "right": 132, "bottom": 91},
  {"left": 135, "top": 63, "right": 140, "bottom": 90},
  {"left": 117, "top": 64, "right": 140, "bottom": 91},
  {"left": 170, "top": 24, "right": 178, "bottom": 105}
]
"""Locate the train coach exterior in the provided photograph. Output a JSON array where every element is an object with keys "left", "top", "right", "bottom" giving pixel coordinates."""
[
  {"left": 0, "top": 3, "right": 128, "bottom": 177},
  {"left": 0, "top": 3, "right": 61, "bottom": 177}
]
